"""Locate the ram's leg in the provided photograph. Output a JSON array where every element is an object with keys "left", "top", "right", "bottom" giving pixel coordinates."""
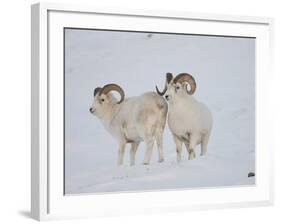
[
  {"left": 188, "top": 134, "right": 199, "bottom": 160},
  {"left": 173, "top": 135, "right": 183, "bottom": 162},
  {"left": 117, "top": 142, "right": 126, "bottom": 166},
  {"left": 143, "top": 137, "right": 154, "bottom": 165},
  {"left": 200, "top": 133, "right": 210, "bottom": 156},
  {"left": 130, "top": 142, "right": 140, "bottom": 166},
  {"left": 155, "top": 130, "right": 164, "bottom": 163}
]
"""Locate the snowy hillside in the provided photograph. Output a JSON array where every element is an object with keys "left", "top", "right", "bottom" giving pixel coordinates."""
[{"left": 64, "top": 29, "right": 255, "bottom": 194}]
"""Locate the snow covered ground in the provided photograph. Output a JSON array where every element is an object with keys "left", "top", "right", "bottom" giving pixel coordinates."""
[{"left": 64, "top": 29, "right": 255, "bottom": 194}]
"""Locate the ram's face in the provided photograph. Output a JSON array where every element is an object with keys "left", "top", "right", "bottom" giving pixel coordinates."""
[
  {"left": 89, "top": 84, "right": 125, "bottom": 119},
  {"left": 165, "top": 82, "right": 186, "bottom": 102},
  {"left": 156, "top": 72, "right": 197, "bottom": 103},
  {"left": 89, "top": 92, "right": 111, "bottom": 118}
]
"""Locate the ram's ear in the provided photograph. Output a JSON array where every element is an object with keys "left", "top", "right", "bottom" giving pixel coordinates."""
[
  {"left": 183, "top": 82, "right": 192, "bottom": 93},
  {"left": 173, "top": 73, "right": 196, "bottom": 95},
  {"left": 94, "top": 87, "right": 102, "bottom": 97},
  {"left": 99, "top": 83, "right": 125, "bottom": 104}
]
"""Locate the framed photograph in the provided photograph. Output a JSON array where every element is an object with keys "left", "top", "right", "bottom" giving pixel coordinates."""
[{"left": 31, "top": 2, "right": 274, "bottom": 221}]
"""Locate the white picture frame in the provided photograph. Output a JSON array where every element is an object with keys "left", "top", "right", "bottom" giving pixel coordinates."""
[{"left": 31, "top": 2, "right": 274, "bottom": 221}]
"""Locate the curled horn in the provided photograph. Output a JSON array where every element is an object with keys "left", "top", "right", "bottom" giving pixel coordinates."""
[
  {"left": 94, "top": 87, "right": 102, "bottom": 97},
  {"left": 173, "top": 73, "right": 196, "bottom": 95},
  {"left": 99, "top": 83, "right": 125, "bottom": 104},
  {"left": 156, "top": 73, "right": 173, "bottom": 96}
]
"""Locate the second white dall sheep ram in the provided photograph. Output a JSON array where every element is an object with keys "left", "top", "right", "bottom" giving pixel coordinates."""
[
  {"left": 89, "top": 83, "right": 168, "bottom": 166},
  {"left": 156, "top": 73, "right": 213, "bottom": 161}
]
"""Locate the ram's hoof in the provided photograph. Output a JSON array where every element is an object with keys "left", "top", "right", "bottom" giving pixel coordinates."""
[
  {"left": 188, "top": 154, "right": 195, "bottom": 160},
  {"left": 158, "top": 158, "right": 164, "bottom": 163},
  {"left": 143, "top": 162, "right": 150, "bottom": 165}
]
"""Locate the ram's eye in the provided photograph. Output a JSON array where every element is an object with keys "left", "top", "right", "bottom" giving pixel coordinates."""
[
  {"left": 100, "top": 99, "right": 105, "bottom": 102},
  {"left": 176, "top": 86, "right": 180, "bottom": 90}
]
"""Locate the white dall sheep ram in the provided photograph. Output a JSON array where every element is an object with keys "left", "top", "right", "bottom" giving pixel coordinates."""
[
  {"left": 89, "top": 83, "right": 168, "bottom": 166},
  {"left": 156, "top": 73, "right": 213, "bottom": 161}
]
